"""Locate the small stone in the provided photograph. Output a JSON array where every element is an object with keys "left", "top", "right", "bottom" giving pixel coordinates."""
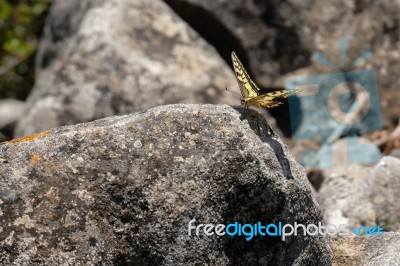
[{"left": 134, "top": 140, "right": 142, "bottom": 148}]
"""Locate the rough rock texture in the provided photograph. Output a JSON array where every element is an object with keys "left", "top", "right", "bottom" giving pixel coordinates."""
[
  {"left": 15, "top": 0, "right": 237, "bottom": 137},
  {"left": 331, "top": 233, "right": 400, "bottom": 265},
  {"left": 1, "top": 104, "right": 331, "bottom": 265},
  {"left": 318, "top": 164, "right": 375, "bottom": 228},
  {"left": 165, "top": 0, "right": 400, "bottom": 128},
  {"left": 369, "top": 156, "right": 400, "bottom": 231},
  {"left": 318, "top": 156, "right": 400, "bottom": 231}
]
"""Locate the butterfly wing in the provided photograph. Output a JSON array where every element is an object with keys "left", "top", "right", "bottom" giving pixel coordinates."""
[
  {"left": 249, "top": 89, "right": 302, "bottom": 108},
  {"left": 231, "top": 52, "right": 260, "bottom": 100}
]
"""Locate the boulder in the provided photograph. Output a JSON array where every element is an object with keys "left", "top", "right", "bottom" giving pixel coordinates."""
[
  {"left": 15, "top": 0, "right": 237, "bottom": 137},
  {"left": 318, "top": 156, "right": 400, "bottom": 232},
  {"left": 1, "top": 104, "right": 330, "bottom": 265}
]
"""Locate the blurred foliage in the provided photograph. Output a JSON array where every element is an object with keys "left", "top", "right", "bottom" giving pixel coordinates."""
[{"left": 0, "top": 0, "right": 52, "bottom": 99}]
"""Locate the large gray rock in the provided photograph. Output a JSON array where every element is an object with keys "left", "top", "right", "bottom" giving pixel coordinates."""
[
  {"left": 331, "top": 232, "right": 400, "bottom": 265},
  {"left": 319, "top": 156, "right": 400, "bottom": 232},
  {"left": 15, "top": 0, "right": 237, "bottom": 137},
  {"left": 1, "top": 104, "right": 331, "bottom": 265},
  {"left": 318, "top": 164, "right": 376, "bottom": 228},
  {"left": 369, "top": 156, "right": 400, "bottom": 231}
]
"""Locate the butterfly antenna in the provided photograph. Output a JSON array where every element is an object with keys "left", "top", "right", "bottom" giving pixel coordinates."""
[{"left": 225, "top": 88, "right": 241, "bottom": 96}]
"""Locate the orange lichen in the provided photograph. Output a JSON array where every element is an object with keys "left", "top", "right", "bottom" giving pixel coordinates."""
[
  {"left": 30, "top": 154, "right": 41, "bottom": 164},
  {"left": 0, "top": 131, "right": 49, "bottom": 145}
]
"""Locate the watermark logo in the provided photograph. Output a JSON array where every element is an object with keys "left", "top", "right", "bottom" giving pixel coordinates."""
[
  {"left": 188, "top": 219, "right": 384, "bottom": 241},
  {"left": 286, "top": 38, "right": 381, "bottom": 168}
]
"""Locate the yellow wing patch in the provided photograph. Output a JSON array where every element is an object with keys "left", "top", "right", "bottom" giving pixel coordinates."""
[{"left": 231, "top": 51, "right": 300, "bottom": 108}]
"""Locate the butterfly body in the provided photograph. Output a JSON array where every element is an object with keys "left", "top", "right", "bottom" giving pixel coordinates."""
[{"left": 231, "top": 51, "right": 300, "bottom": 108}]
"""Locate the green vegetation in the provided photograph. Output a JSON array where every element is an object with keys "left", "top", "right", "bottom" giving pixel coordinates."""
[{"left": 0, "top": 0, "right": 52, "bottom": 99}]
